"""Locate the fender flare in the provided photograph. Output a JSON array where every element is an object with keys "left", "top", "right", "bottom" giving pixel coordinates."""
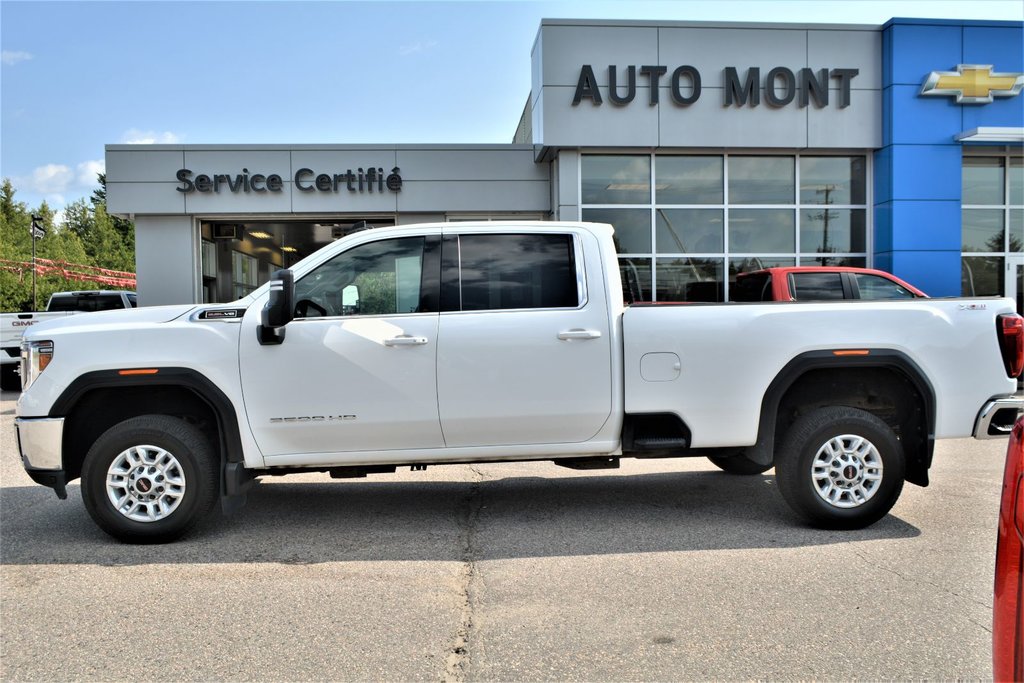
[
  {"left": 746, "top": 349, "right": 936, "bottom": 486},
  {"left": 49, "top": 367, "right": 245, "bottom": 465}
]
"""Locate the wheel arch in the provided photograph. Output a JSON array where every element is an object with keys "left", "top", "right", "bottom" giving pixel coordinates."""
[
  {"left": 49, "top": 368, "right": 244, "bottom": 485},
  {"left": 747, "top": 350, "right": 936, "bottom": 486}
]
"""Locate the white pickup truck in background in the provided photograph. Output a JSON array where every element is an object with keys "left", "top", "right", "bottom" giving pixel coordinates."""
[
  {"left": 1, "top": 290, "right": 136, "bottom": 390},
  {"left": 13, "top": 222, "right": 1024, "bottom": 542}
]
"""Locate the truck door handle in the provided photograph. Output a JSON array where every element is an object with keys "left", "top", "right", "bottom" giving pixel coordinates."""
[
  {"left": 557, "top": 329, "right": 602, "bottom": 340},
  {"left": 384, "top": 335, "right": 428, "bottom": 347}
]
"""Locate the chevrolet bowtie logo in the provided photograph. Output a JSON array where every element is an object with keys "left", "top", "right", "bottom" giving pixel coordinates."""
[{"left": 920, "top": 64, "right": 1024, "bottom": 104}]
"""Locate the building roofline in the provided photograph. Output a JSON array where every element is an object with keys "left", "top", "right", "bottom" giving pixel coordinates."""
[{"left": 105, "top": 143, "right": 537, "bottom": 152}]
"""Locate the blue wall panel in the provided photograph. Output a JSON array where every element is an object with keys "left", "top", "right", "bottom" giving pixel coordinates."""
[
  {"left": 878, "top": 18, "right": 1023, "bottom": 299},
  {"left": 888, "top": 85, "right": 963, "bottom": 145},
  {"left": 890, "top": 146, "right": 961, "bottom": 201},
  {"left": 889, "top": 250, "right": 962, "bottom": 296},
  {"left": 963, "top": 27, "right": 1024, "bottom": 71},
  {"left": 890, "top": 201, "right": 961, "bottom": 251},
  {"left": 888, "top": 25, "right": 962, "bottom": 85}
]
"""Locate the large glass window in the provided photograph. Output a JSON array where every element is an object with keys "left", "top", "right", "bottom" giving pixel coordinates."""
[
  {"left": 962, "top": 151, "right": 1024, "bottom": 296},
  {"left": 581, "top": 155, "right": 651, "bottom": 204},
  {"left": 581, "top": 153, "right": 869, "bottom": 302},
  {"left": 232, "top": 251, "right": 259, "bottom": 300}
]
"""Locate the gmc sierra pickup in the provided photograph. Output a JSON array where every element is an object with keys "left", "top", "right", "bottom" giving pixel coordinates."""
[
  {"left": 14, "top": 222, "right": 1024, "bottom": 542},
  {"left": 1, "top": 290, "right": 136, "bottom": 390}
]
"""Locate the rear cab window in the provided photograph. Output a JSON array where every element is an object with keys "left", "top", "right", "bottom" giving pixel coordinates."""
[
  {"left": 789, "top": 272, "right": 846, "bottom": 300},
  {"left": 47, "top": 292, "right": 133, "bottom": 312},
  {"left": 444, "top": 233, "right": 581, "bottom": 311}
]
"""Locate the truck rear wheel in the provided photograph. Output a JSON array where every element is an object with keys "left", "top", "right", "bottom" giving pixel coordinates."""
[
  {"left": 81, "top": 415, "right": 218, "bottom": 543},
  {"left": 775, "top": 407, "right": 905, "bottom": 529},
  {"left": 707, "top": 452, "right": 772, "bottom": 475}
]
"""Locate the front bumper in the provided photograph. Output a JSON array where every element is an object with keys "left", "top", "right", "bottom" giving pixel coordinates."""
[
  {"left": 15, "top": 417, "right": 64, "bottom": 470},
  {"left": 974, "top": 397, "right": 1024, "bottom": 439},
  {"left": 15, "top": 417, "right": 68, "bottom": 499}
]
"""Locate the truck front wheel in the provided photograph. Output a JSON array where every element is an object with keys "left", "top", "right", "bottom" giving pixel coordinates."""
[
  {"left": 81, "top": 415, "right": 219, "bottom": 543},
  {"left": 775, "top": 407, "right": 905, "bottom": 530}
]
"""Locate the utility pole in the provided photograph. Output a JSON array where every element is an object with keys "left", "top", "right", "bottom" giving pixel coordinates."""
[{"left": 30, "top": 215, "right": 45, "bottom": 310}]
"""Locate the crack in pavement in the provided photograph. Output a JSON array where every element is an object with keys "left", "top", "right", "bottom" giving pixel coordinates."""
[
  {"left": 445, "top": 466, "right": 484, "bottom": 683},
  {"left": 851, "top": 548, "right": 993, "bottom": 626}
]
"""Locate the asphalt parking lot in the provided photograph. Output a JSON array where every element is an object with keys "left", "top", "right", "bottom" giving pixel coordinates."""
[{"left": 0, "top": 388, "right": 1001, "bottom": 681}]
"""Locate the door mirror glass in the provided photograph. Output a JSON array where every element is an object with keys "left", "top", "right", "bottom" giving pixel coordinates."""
[{"left": 342, "top": 284, "right": 361, "bottom": 315}]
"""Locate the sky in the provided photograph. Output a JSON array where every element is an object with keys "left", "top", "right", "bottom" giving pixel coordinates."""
[{"left": 2, "top": 0, "right": 1022, "bottom": 215}]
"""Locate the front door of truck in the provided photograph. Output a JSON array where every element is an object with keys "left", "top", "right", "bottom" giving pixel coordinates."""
[{"left": 239, "top": 235, "right": 444, "bottom": 458}]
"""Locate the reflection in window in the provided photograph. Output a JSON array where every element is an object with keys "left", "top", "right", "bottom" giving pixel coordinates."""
[
  {"left": 729, "top": 209, "right": 794, "bottom": 253},
  {"left": 729, "top": 156, "right": 795, "bottom": 204},
  {"left": 458, "top": 234, "right": 578, "bottom": 311},
  {"left": 581, "top": 155, "right": 651, "bottom": 204},
  {"left": 800, "top": 157, "right": 866, "bottom": 205},
  {"left": 619, "top": 258, "right": 652, "bottom": 303},
  {"left": 294, "top": 237, "right": 424, "bottom": 317},
  {"left": 803, "top": 256, "right": 866, "bottom": 267},
  {"left": 656, "top": 209, "right": 723, "bottom": 253},
  {"left": 800, "top": 209, "right": 866, "bottom": 254},
  {"left": 582, "top": 208, "right": 651, "bottom": 254},
  {"left": 963, "top": 157, "right": 1004, "bottom": 205},
  {"left": 962, "top": 256, "right": 1004, "bottom": 296},
  {"left": 962, "top": 209, "right": 1005, "bottom": 252},
  {"left": 1011, "top": 158, "right": 1023, "bottom": 206},
  {"left": 1012, "top": 210, "right": 1023, "bottom": 252},
  {"left": 656, "top": 156, "right": 723, "bottom": 204},
  {"left": 656, "top": 258, "right": 723, "bottom": 302}
]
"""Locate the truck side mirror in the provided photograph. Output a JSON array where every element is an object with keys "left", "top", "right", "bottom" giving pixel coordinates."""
[{"left": 258, "top": 269, "right": 294, "bottom": 345}]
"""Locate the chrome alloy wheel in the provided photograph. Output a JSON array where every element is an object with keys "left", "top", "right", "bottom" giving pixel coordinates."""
[
  {"left": 105, "top": 445, "right": 186, "bottom": 522},
  {"left": 810, "top": 435, "right": 883, "bottom": 509}
]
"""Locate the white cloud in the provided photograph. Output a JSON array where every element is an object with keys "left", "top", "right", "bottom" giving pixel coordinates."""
[
  {"left": 399, "top": 40, "right": 438, "bottom": 57},
  {"left": 13, "top": 159, "right": 105, "bottom": 207},
  {"left": 52, "top": 209, "right": 66, "bottom": 227},
  {"left": 27, "top": 164, "right": 73, "bottom": 194},
  {"left": 76, "top": 159, "right": 105, "bottom": 187},
  {"left": 1, "top": 50, "right": 32, "bottom": 66},
  {"left": 120, "top": 129, "right": 181, "bottom": 144}
]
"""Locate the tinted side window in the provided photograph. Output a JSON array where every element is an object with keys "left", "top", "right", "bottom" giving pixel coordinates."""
[
  {"left": 47, "top": 294, "right": 125, "bottom": 312},
  {"left": 790, "top": 273, "right": 845, "bottom": 300},
  {"left": 294, "top": 237, "right": 425, "bottom": 318},
  {"left": 458, "top": 234, "right": 578, "bottom": 311},
  {"left": 731, "top": 273, "right": 772, "bottom": 302},
  {"left": 855, "top": 274, "right": 916, "bottom": 299},
  {"left": 127, "top": 293, "right": 138, "bottom": 308}
]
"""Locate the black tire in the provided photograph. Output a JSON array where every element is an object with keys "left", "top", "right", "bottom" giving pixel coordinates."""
[
  {"left": 81, "top": 415, "right": 219, "bottom": 543},
  {"left": 775, "top": 407, "right": 905, "bottom": 530},
  {"left": 708, "top": 452, "right": 772, "bottom": 475},
  {"left": 0, "top": 364, "right": 20, "bottom": 392}
]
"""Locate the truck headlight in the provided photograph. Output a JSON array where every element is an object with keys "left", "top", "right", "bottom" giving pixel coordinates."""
[{"left": 20, "top": 340, "right": 53, "bottom": 390}]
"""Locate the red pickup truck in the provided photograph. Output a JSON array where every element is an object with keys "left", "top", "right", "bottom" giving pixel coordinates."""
[{"left": 731, "top": 267, "right": 926, "bottom": 302}]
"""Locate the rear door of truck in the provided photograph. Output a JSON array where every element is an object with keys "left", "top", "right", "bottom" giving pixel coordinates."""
[{"left": 435, "top": 228, "right": 614, "bottom": 447}]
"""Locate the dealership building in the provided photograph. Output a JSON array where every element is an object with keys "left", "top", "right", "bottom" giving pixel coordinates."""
[{"left": 105, "top": 16, "right": 1023, "bottom": 306}]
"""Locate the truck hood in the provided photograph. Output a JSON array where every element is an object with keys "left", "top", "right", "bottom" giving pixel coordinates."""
[{"left": 25, "top": 304, "right": 197, "bottom": 336}]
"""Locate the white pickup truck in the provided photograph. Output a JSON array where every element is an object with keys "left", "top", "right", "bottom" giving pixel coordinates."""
[
  {"left": 14, "top": 222, "right": 1024, "bottom": 542},
  {"left": 1, "top": 290, "right": 136, "bottom": 390}
]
